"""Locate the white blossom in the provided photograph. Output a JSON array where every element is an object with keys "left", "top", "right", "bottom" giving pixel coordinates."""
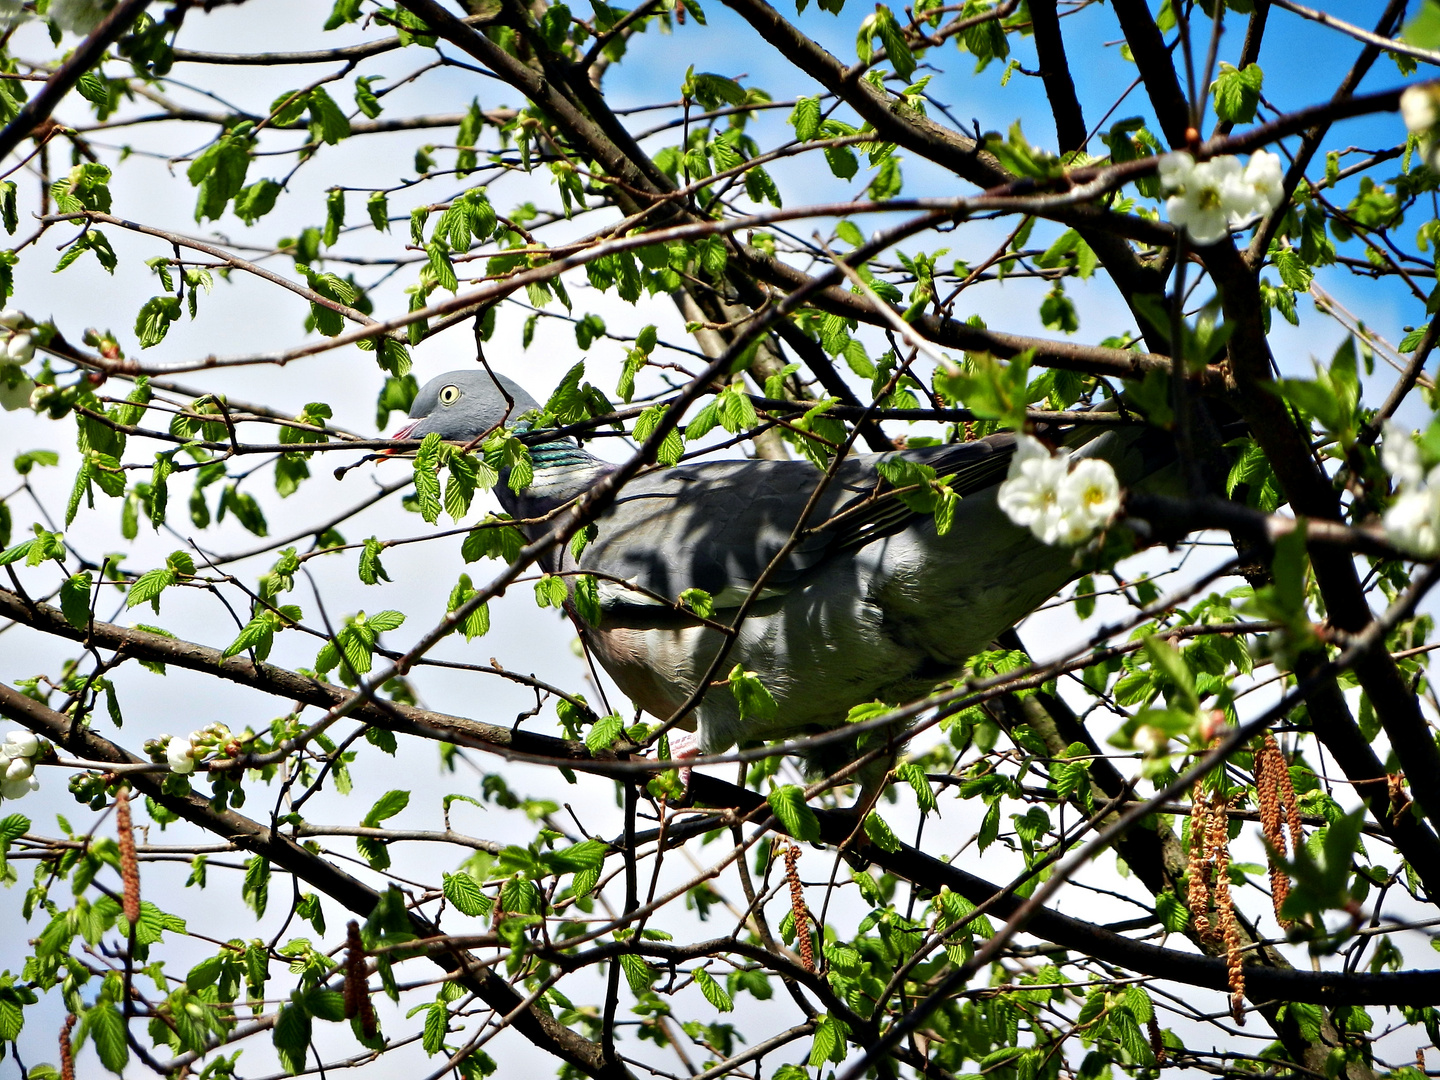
[
  {"left": 5, "top": 332, "right": 32, "bottom": 363},
  {"left": 0, "top": 728, "right": 42, "bottom": 799},
  {"left": 1157, "top": 152, "right": 1196, "bottom": 196},
  {"left": 0, "top": 774, "right": 37, "bottom": 800},
  {"left": 1378, "top": 423, "right": 1440, "bottom": 556},
  {"left": 167, "top": 736, "right": 197, "bottom": 774},
  {"left": 1402, "top": 83, "right": 1440, "bottom": 171},
  {"left": 3, "top": 730, "right": 39, "bottom": 759},
  {"left": 1161, "top": 153, "right": 1246, "bottom": 244},
  {"left": 0, "top": 369, "right": 32, "bottom": 411},
  {"left": 49, "top": 0, "right": 110, "bottom": 36},
  {"left": 1382, "top": 423, "right": 1425, "bottom": 489},
  {"left": 1133, "top": 724, "right": 1170, "bottom": 758},
  {"left": 1240, "top": 150, "right": 1285, "bottom": 218},
  {"left": 4, "top": 756, "right": 32, "bottom": 783},
  {"left": 998, "top": 436, "right": 1122, "bottom": 546},
  {"left": 1160, "top": 151, "right": 1285, "bottom": 244},
  {"left": 997, "top": 435, "right": 1069, "bottom": 543},
  {"left": 0, "top": 308, "right": 27, "bottom": 330},
  {"left": 1383, "top": 488, "right": 1440, "bottom": 557},
  {"left": 1053, "top": 457, "right": 1122, "bottom": 543},
  {"left": 1403, "top": 84, "right": 1440, "bottom": 133}
]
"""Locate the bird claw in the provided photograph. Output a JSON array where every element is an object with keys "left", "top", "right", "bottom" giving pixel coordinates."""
[{"left": 666, "top": 730, "right": 699, "bottom": 803}]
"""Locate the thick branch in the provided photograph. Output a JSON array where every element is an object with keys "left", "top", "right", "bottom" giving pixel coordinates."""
[
  {"left": 0, "top": 681, "right": 624, "bottom": 1080},
  {"left": 1110, "top": 0, "right": 1191, "bottom": 149},
  {"left": 4, "top": 588, "right": 1438, "bottom": 1004},
  {"left": 0, "top": 0, "right": 153, "bottom": 161},
  {"left": 1205, "top": 240, "right": 1440, "bottom": 851},
  {"left": 1029, "top": 0, "right": 1087, "bottom": 153},
  {"left": 688, "top": 776, "right": 1440, "bottom": 1006}
]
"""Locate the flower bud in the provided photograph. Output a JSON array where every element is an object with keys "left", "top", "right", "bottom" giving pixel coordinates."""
[
  {"left": 6, "top": 332, "right": 33, "bottom": 362},
  {"left": 1402, "top": 83, "right": 1440, "bottom": 136},
  {"left": 0, "top": 308, "right": 25, "bottom": 330},
  {"left": 0, "top": 366, "right": 33, "bottom": 412},
  {"left": 4, "top": 730, "right": 39, "bottom": 758},
  {"left": 1133, "top": 724, "right": 1170, "bottom": 758},
  {"left": 5, "top": 756, "right": 33, "bottom": 782},
  {"left": 166, "top": 737, "right": 197, "bottom": 775},
  {"left": 1, "top": 775, "right": 38, "bottom": 800}
]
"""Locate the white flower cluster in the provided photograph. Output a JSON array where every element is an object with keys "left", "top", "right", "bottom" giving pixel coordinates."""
[
  {"left": 0, "top": 729, "right": 44, "bottom": 801},
  {"left": 1159, "top": 150, "right": 1284, "bottom": 245},
  {"left": 1402, "top": 83, "right": 1440, "bottom": 173},
  {"left": 997, "top": 434, "right": 1122, "bottom": 546},
  {"left": 0, "top": 308, "right": 35, "bottom": 412},
  {"left": 49, "top": 0, "right": 110, "bottom": 36},
  {"left": 164, "top": 723, "right": 234, "bottom": 774},
  {"left": 1381, "top": 423, "right": 1440, "bottom": 556}
]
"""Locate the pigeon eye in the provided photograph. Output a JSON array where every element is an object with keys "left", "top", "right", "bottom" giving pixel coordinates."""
[{"left": 438, "top": 384, "right": 460, "bottom": 406}]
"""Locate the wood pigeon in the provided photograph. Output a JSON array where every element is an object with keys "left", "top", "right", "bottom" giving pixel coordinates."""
[{"left": 392, "top": 368, "right": 1168, "bottom": 788}]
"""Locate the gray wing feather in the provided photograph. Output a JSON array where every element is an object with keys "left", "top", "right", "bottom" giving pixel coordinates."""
[{"left": 569, "top": 434, "right": 1016, "bottom": 618}]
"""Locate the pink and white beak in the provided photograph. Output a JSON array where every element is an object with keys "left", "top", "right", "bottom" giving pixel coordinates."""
[{"left": 383, "top": 419, "right": 419, "bottom": 455}]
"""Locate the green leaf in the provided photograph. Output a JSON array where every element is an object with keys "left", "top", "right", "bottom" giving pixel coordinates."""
[
  {"left": 60, "top": 571, "right": 92, "bottom": 630},
  {"left": 767, "top": 785, "right": 821, "bottom": 842},
  {"left": 323, "top": 188, "right": 345, "bottom": 247},
  {"left": 363, "top": 789, "right": 410, "bottom": 827},
  {"left": 134, "top": 295, "right": 182, "bottom": 349},
  {"left": 1210, "top": 62, "right": 1263, "bottom": 125},
  {"left": 187, "top": 954, "right": 224, "bottom": 992},
  {"left": 443, "top": 871, "right": 489, "bottom": 916},
  {"left": 809, "top": 1012, "right": 849, "bottom": 1066},
  {"left": 0, "top": 812, "right": 31, "bottom": 876},
  {"left": 895, "top": 762, "right": 937, "bottom": 813},
  {"left": 366, "top": 190, "right": 389, "bottom": 232},
  {"left": 692, "top": 966, "right": 734, "bottom": 1011},
  {"left": 1156, "top": 889, "right": 1190, "bottom": 932},
  {"left": 863, "top": 811, "right": 902, "bottom": 852},
  {"left": 88, "top": 1000, "right": 128, "bottom": 1073},
  {"left": 728, "top": 665, "right": 777, "bottom": 722},
  {"left": 618, "top": 952, "right": 656, "bottom": 994},
  {"left": 1408, "top": 0, "right": 1440, "bottom": 48},
  {"left": 1142, "top": 635, "right": 1198, "bottom": 713},
  {"left": 1273, "top": 246, "right": 1313, "bottom": 291},
  {"left": 427, "top": 242, "right": 458, "bottom": 292},
  {"left": 359, "top": 537, "right": 391, "bottom": 584},
  {"left": 308, "top": 86, "right": 351, "bottom": 144},
  {"left": 126, "top": 566, "right": 176, "bottom": 613},
  {"left": 790, "top": 95, "right": 821, "bottom": 141},
  {"left": 413, "top": 432, "right": 443, "bottom": 523},
  {"left": 858, "top": 7, "right": 914, "bottom": 81},
  {"left": 243, "top": 855, "right": 270, "bottom": 918},
  {"left": 573, "top": 573, "right": 601, "bottom": 625},
  {"left": 585, "top": 713, "right": 624, "bottom": 753},
  {"left": 354, "top": 74, "right": 384, "bottom": 119},
  {"left": 679, "top": 587, "right": 714, "bottom": 618},
  {"left": 273, "top": 998, "right": 311, "bottom": 1074}
]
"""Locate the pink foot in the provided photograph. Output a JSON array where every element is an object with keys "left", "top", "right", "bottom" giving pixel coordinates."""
[{"left": 668, "top": 730, "right": 699, "bottom": 792}]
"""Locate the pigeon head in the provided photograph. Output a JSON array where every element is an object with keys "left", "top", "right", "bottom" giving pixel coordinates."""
[{"left": 390, "top": 369, "right": 541, "bottom": 442}]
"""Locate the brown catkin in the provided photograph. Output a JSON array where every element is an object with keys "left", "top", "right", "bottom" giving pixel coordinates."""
[
  {"left": 784, "top": 844, "right": 813, "bottom": 973},
  {"left": 1147, "top": 1016, "right": 1166, "bottom": 1064},
  {"left": 114, "top": 786, "right": 141, "bottom": 928},
  {"left": 1209, "top": 794, "right": 1246, "bottom": 1024},
  {"left": 343, "top": 920, "right": 378, "bottom": 1037},
  {"left": 1255, "top": 735, "right": 1294, "bottom": 929},
  {"left": 59, "top": 1012, "right": 76, "bottom": 1080},
  {"left": 1277, "top": 746, "right": 1303, "bottom": 851},
  {"left": 1187, "top": 783, "right": 1211, "bottom": 939}
]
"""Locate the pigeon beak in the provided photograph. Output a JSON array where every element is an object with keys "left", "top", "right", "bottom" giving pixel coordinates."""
[{"left": 383, "top": 420, "right": 419, "bottom": 456}]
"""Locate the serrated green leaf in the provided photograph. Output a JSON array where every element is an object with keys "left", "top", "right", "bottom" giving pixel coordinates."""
[{"left": 767, "top": 785, "right": 821, "bottom": 843}]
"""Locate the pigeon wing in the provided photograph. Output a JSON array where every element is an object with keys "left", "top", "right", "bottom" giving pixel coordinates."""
[{"left": 572, "top": 434, "right": 1016, "bottom": 622}]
